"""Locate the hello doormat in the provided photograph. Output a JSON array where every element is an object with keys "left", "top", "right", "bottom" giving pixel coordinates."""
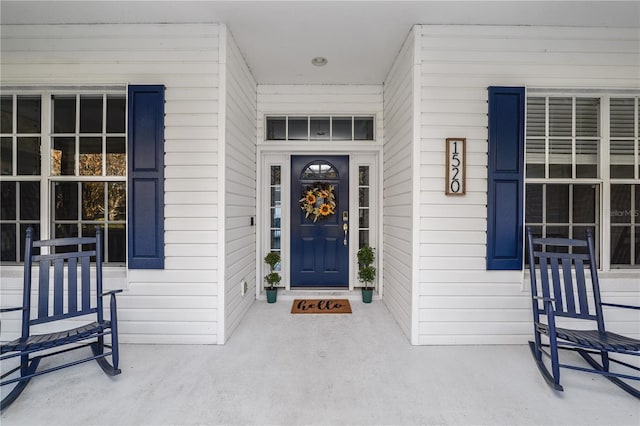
[{"left": 291, "top": 299, "right": 352, "bottom": 314}]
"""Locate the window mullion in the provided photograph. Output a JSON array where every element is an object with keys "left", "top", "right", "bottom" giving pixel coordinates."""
[
  {"left": 635, "top": 97, "right": 639, "bottom": 264},
  {"left": 76, "top": 95, "right": 81, "bottom": 239},
  {"left": 75, "top": 94, "right": 80, "bottom": 177},
  {"left": 41, "top": 92, "right": 51, "bottom": 242},
  {"left": 544, "top": 97, "right": 550, "bottom": 179},
  {"left": 329, "top": 117, "right": 333, "bottom": 142},
  {"left": 569, "top": 184, "right": 574, "bottom": 239},
  {"left": 572, "top": 97, "right": 577, "bottom": 179},
  {"left": 103, "top": 182, "right": 108, "bottom": 262},
  {"left": 11, "top": 95, "right": 17, "bottom": 176},
  {"left": 633, "top": 96, "right": 640, "bottom": 179},
  {"left": 351, "top": 116, "right": 355, "bottom": 141},
  {"left": 542, "top": 184, "right": 547, "bottom": 237},
  {"left": 103, "top": 93, "right": 107, "bottom": 176},
  {"left": 631, "top": 187, "right": 636, "bottom": 265},
  {"left": 15, "top": 183, "right": 21, "bottom": 260},
  {"left": 285, "top": 116, "right": 288, "bottom": 140},
  {"left": 77, "top": 181, "right": 82, "bottom": 237},
  {"left": 102, "top": 94, "right": 108, "bottom": 260},
  {"left": 601, "top": 95, "right": 611, "bottom": 271}
]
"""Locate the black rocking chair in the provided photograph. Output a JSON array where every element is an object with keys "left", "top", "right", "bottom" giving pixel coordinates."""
[
  {"left": 526, "top": 227, "right": 640, "bottom": 398},
  {"left": 1, "top": 227, "right": 122, "bottom": 411}
]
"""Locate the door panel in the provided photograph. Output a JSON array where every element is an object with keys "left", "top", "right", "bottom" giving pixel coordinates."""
[{"left": 291, "top": 155, "right": 349, "bottom": 287}]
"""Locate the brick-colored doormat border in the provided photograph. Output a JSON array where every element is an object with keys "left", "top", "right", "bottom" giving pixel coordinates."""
[{"left": 291, "top": 299, "right": 352, "bottom": 314}]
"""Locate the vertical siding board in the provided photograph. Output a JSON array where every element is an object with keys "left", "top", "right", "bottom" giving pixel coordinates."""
[
  {"left": 418, "top": 25, "right": 640, "bottom": 344},
  {"left": 0, "top": 23, "right": 220, "bottom": 344}
]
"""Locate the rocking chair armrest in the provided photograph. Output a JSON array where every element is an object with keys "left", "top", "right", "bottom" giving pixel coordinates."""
[
  {"left": 0, "top": 306, "right": 26, "bottom": 313},
  {"left": 101, "top": 289, "right": 123, "bottom": 297},
  {"left": 601, "top": 302, "right": 640, "bottom": 311},
  {"left": 532, "top": 295, "right": 556, "bottom": 314},
  {"left": 532, "top": 296, "right": 555, "bottom": 302}
]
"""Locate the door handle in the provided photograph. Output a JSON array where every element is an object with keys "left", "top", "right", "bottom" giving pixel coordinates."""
[
  {"left": 343, "top": 222, "right": 348, "bottom": 246},
  {"left": 342, "top": 211, "right": 349, "bottom": 246}
]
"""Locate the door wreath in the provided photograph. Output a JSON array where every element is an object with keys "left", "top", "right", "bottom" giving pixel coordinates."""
[{"left": 300, "top": 182, "right": 336, "bottom": 222}]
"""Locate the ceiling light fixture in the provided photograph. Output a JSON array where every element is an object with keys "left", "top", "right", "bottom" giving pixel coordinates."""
[{"left": 311, "top": 57, "right": 328, "bottom": 67}]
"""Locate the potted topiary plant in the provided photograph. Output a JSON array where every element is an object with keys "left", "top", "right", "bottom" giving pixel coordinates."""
[
  {"left": 264, "top": 251, "right": 281, "bottom": 303},
  {"left": 357, "top": 246, "right": 376, "bottom": 303}
]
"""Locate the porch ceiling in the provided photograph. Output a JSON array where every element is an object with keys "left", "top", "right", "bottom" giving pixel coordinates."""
[{"left": 2, "top": 1, "right": 639, "bottom": 85}]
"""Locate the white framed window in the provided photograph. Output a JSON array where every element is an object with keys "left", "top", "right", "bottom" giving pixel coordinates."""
[
  {"left": 525, "top": 93, "right": 640, "bottom": 269},
  {"left": 1, "top": 90, "right": 127, "bottom": 264},
  {"left": 265, "top": 115, "right": 375, "bottom": 141}
]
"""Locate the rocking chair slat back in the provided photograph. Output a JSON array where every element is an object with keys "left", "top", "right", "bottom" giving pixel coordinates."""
[
  {"left": 27, "top": 232, "right": 102, "bottom": 328},
  {"left": 53, "top": 258, "right": 64, "bottom": 316},
  {"left": 37, "top": 260, "right": 49, "bottom": 320},
  {"left": 68, "top": 257, "right": 78, "bottom": 312},
  {"left": 530, "top": 240, "right": 599, "bottom": 321}
]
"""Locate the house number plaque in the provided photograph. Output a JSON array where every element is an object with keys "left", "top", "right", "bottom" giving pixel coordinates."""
[{"left": 445, "top": 138, "right": 466, "bottom": 195}]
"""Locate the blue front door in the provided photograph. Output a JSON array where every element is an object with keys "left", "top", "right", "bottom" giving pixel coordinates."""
[{"left": 291, "top": 156, "right": 349, "bottom": 287}]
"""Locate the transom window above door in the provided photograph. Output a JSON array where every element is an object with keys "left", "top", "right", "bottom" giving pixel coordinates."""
[{"left": 265, "top": 116, "right": 374, "bottom": 141}]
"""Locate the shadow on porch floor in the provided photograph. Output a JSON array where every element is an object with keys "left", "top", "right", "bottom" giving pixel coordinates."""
[{"left": 2, "top": 300, "right": 639, "bottom": 425}]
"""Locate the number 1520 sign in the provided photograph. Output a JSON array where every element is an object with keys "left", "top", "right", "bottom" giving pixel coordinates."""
[{"left": 446, "top": 138, "right": 466, "bottom": 195}]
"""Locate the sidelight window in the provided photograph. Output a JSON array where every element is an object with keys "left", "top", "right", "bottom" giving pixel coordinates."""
[
  {"left": 358, "top": 166, "right": 370, "bottom": 248},
  {"left": 269, "top": 165, "right": 282, "bottom": 271}
]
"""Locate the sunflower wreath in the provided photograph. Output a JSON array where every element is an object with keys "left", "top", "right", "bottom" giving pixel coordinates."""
[{"left": 300, "top": 182, "right": 336, "bottom": 222}]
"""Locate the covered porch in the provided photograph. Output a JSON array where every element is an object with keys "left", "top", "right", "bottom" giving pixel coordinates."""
[{"left": 2, "top": 301, "right": 638, "bottom": 425}]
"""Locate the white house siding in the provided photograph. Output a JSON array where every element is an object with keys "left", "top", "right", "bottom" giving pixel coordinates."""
[
  {"left": 0, "top": 23, "right": 221, "bottom": 344},
  {"left": 382, "top": 28, "right": 417, "bottom": 341},
  {"left": 418, "top": 25, "right": 640, "bottom": 345},
  {"left": 222, "top": 27, "right": 258, "bottom": 342}
]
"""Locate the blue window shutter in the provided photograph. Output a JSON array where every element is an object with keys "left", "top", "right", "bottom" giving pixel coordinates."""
[
  {"left": 127, "top": 85, "right": 165, "bottom": 269},
  {"left": 487, "top": 86, "right": 525, "bottom": 270}
]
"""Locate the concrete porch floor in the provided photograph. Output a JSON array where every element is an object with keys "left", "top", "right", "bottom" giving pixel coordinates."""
[{"left": 1, "top": 300, "right": 639, "bottom": 426}]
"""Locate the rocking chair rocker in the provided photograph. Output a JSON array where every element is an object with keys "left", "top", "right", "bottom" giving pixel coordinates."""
[{"left": 526, "top": 227, "right": 640, "bottom": 398}]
